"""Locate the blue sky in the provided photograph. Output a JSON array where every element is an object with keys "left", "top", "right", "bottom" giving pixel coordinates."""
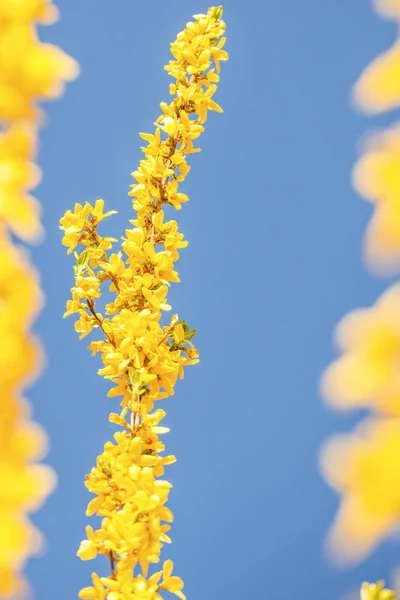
[{"left": 26, "top": 2, "right": 400, "bottom": 599}]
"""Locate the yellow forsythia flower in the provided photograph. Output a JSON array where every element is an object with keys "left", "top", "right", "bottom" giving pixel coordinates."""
[
  {"left": 0, "top": 0, "right": 78, "bottom": 122},
  {"left": 60, "top": 6, "right": 227, "bottom": 599},
  {"left": 0, "top": 125, "right": 43, "bottom": 242},
  {"left": 352, "top": 40, "right": 400, "bottom": 114},
  {"left": 361, "top": 581, "right": 396, "bottom": 600},
  {"left": 321, "top": 283, "right": 400, "bottom": 415},
  {"left": 0, "top": 235, "right": 56, "bottom": 596},
  {"left": 321, "top": 418, "right": 400, "bottom": 564},
  {"left": 352, "top": 126, "right": 400, "bottom": 274},
  {"left": 0, "top": 0, "right": 77, "bottom": 595},
  {"left": 373, "top": 0, "right": 400, "bottom": 20}
]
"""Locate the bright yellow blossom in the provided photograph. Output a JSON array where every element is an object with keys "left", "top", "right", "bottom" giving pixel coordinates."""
[
  {"left": 0, "top": 236, "right": 57, "bottom": 597},
  {"left": 361, "top": 581, "right": 396, "bottom": 600},
  {"left": 61, "top": 6, "right": 227, "bottom": 598},
  {"left": 352, "top": 125, "right": 400, "bottom": 274},
  {"left": 353, "top": 40, "right": 400, "bottom": 115},
  {"left": 0, "top": 125, "right": 43, "bottom": 242},
  {"left": 0, "top": 1, "right": 78, "bottom": 123},
  {"left": 321, "top": 283, "right": 400, "bottom": 414},
  {"left": 321, "top": 418, "right": 400, "bottom": 564},
  {"left": 78, "top": 560, "right": 184, "bottom": 600}
]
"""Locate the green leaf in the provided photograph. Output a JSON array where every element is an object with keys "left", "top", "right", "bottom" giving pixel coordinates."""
[
  {"left": 77, "top": 250, "right": 89, "bottom": 267},
  {"left": 184, "top": 328, "right": 197, "bottom": 341}
]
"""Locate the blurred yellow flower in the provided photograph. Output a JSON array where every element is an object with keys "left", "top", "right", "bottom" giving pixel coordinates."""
[
  {"left": 352, "top": 125, "right": 400, "bottom": 274},
  {"left": 353, "top": 41, "right": 400, "bottom": 114},
  {"left": 373, "top": 0, "right": 400, "bottom": 20},
  {"left": 0, "top": 0, "right": 58, "bottom": 23},
  {"left": 0, "top": 387, "right": 56, "bottom": 596},
  {"left": 0, "top": 3, "right": 78, "bottom": 123},
  {"left": 321, "top": 418, "right": 400, "bottom": 564},
  {"left": 0, "top": 126, "right": 43, "bottom": 242},
  {"left": 321, "top": 283, "right": 400, "bottom": 414},
  {"left": 322, "top": 0, "right": 400, "bottom": 586}
]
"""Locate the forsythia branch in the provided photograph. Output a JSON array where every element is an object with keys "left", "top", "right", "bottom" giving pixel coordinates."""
[
  {"left": 60, "top": 6, "right": 227, "bottom": 600},
  {"left": 0, "top": 1, "right": 78, "bottom": 596},
  {"left": 320, "top": 0, "right": 400, "bottom": 596}
]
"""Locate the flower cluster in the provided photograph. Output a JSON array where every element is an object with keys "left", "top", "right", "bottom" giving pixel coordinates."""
[
  {"left": 60, "top": 7, "right": 227, "bottom": 600},
  {"left": 361, "top": 581, "right": 396, "bottom": 600},
  {"left": 350, "top": 0, "right": 400, "bottom": 275},
  {"left": 319, "top": 1, "right": 400, "bottom": 593},
  {"left": 352, "top": 125, "right": 400, "bottom": 274},
  {"left": 321, "top": 417, "right": 400, "bottom": 564},
  {"left": 0, "top": 1, "right": 77, "bottom": 595}
]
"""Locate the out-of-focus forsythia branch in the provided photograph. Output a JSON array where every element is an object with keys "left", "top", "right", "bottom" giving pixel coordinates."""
[
  {"left": 319, "top": 0, "right": 400, "bottom": 597},
  {"left": 0, "top": 2, "right": 78, "bottom": 596},
  {"left": 60, "top": 6, "right": 227, "bottom": 599}
]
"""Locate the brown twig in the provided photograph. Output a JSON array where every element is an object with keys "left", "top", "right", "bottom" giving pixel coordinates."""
[
  {"left": 109, "top": 551, "right": 116, "bottom": 577},
  {"left": 86, "top": 299, "right": 114, "bottom": 345}
]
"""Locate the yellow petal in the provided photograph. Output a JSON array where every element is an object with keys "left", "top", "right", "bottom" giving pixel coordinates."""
[
  {"left": 163, "top": 559, "right": 173, "bottom": 579},
  {"left": 321, "top": 354, "right": 393, "bottom": 409},
  {"left": 353, "top": 41, "right": 400, "bottom": 114},
  {"left": 364, "top": 206, "right": 400, "bottom": 274},
  {"left": 77, "top": 540, "right": 97, "bottom": 561}
]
